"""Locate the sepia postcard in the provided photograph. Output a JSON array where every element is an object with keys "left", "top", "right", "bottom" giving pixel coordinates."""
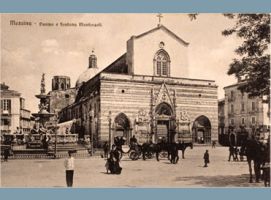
[{"left": 0, "top": 13, "right": 270, "bottom": 188}]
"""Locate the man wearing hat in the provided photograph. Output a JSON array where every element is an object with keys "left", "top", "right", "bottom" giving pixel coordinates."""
[{"left": 64, "top": 150, "right": 75, "bottom": 187}]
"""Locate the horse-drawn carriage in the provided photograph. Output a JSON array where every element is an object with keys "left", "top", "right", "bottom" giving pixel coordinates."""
[{"left": 113, "top": 128, "right": 193, "bottom": 163}]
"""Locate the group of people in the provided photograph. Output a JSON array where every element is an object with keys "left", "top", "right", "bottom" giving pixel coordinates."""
[
  {"left": 228, "top": 145, "right": 243, "bottom": 162},
  {"left": 103, "top": 136, "right": 139, "bottom": 175}
]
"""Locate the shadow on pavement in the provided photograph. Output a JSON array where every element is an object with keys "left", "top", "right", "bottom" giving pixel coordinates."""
[{"left": 174, "top": 174, "right": 264, "bottom": 187}]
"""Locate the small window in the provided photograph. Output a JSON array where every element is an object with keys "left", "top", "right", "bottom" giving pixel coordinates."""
[
  {"left": 241, "top": 118, "right": 245, "bottom": 125},
  {"left": 252, "top": 117, "right": 256, "bottom": 124},
  {"left": 230, "top": 118, "right": 234, "bottom": 125},
  {"left": 65, "top": 94, "right": 70, "bottom": 98},
  {"left": 121, "top": 89, "right": 125, "bottom": 93},
  {"left": 1, "top": 99, "right": 11, "bottom": 111},
  {"left": 241, "top": 103, "right": 245, "bottom": 112},
  {"left": 230, "top": 91, "right": 234, "bottom": 99},
  {"left": 252, "top": 102, "right": 256, "bottom": 111},
  {"left": 61, "top": 83, "right": 65, "bottom": 90},
  {"left": 230, "top": 104, "right": 234, "bottom": 114}
]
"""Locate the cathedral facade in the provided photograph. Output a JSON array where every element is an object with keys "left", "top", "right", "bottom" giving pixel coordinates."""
[{"left": 58, "top": 25, "right": 218, "bottom": 146}]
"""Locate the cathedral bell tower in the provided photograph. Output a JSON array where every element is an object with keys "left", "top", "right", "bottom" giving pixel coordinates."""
[{"left": 89, "top": 50, "right": 97, "bottom": 68}]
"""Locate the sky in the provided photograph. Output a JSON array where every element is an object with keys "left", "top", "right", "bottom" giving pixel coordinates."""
[{"left": 1, "top": 14, "right": 239, "bottom": 113}]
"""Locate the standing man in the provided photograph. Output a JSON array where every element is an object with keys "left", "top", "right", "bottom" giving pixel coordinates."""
[
  {"left": 103, "top": 141, "right": 109, "bottom": 159},
  {"left": 228, "top": 145, "right": 235, "bottom": 161},
  {"left": 64, "top": 150, "right": 75, "bottom": 187},
  {"left": 3, "top": 147, "right": 10, "bottom": 162},
  {"left": 203, "top": 150, "right": 210, "bottom": 167}
]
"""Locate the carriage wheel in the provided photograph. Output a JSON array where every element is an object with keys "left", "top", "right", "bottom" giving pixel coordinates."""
[
  {"left": 146, "top": 152, "right": 153, "bottom": 159},
  {"left": 160, "top": 151, "right": 168, "bottom": 159},
  {"left": 129, "top": 150, "right": 139, "bottom": 160}
]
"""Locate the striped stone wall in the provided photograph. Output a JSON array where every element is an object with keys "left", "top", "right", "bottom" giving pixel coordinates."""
[{"left": 98, "top": 73, "right": 218, "bottom": 143}]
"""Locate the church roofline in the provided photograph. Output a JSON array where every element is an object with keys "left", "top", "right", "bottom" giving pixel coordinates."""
[
  {"left": 223, "top": 81, "right": 247, "bottom": 89},
  {"left": 102, "top": 53, "right": 127, "bottom": 73},
  {"left": 99, "top": 72, "right": 217, "bottom": 88},
  {"left": 134, "top": 25, "right": 189, "bottom": 46}
]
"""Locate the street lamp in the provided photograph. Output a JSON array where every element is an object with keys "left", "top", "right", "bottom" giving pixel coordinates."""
[
  {"left": 89, "top": 110, "right": 94, "bottom": 156},
  {"left": 108, "top": 111, "right": 112, "bottom": 149}
]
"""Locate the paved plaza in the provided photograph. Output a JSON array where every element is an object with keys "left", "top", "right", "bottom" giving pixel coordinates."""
[{"left": 0, "top": 146, "right": 266, "bottom": 188}]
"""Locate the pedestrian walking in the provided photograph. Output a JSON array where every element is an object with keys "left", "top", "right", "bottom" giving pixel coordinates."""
[
  {"left": 228, "top": 145, "right": 235, "bottom": 161},
  {"left": 212, "top": 140, "right": 216, "bottom": 148},
  {"left": 64, "top": 150, "right": 75, "bottom": 187},
  {"left": 203, "top": 150, "right": 210, "bottom": 167},
  {"left": 234, "top": 147, "right": 239, "bottom": 161}
]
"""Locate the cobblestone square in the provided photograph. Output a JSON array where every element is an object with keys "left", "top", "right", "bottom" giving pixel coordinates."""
[{"left": 1, "top": 146, "right": 266, "bottom": 188}]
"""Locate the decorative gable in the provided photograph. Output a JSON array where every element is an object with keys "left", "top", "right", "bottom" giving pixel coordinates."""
[{"left": 154, "top": 82, "right": 174, "bottom": 109}]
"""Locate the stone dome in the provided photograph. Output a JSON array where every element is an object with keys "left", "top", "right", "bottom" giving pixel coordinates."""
[
  {"left": 76, "top": 50, "right": 99, "bottom": 88},
  {"left": 75, "top": 67, "right": 99, "bottom": 88}
]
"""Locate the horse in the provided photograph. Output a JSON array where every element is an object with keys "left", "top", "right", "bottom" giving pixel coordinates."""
[
  {"left": 240, "top": 135, "right": 266, "bottom": 183},
  {"left": 177, "top": 142, "right": 193, "bottom": 159},
  {"left": 141, "top": 142, "right": 160, "bottom": 161}
]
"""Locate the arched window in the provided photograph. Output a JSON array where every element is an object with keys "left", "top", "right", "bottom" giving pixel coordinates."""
[{"left": 154, "top": 50, "right": 170, "bottom": 77}]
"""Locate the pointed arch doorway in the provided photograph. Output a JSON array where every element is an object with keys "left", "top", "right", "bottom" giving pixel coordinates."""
[
  {"left": 192, "top": 115, "right": 212, "bottom": 144},
  {"left": 155, "top": 102, "right": 174, "bottom": 143},
  {"left": 113, "top": 113, "right": 131, "bottom": 145}
]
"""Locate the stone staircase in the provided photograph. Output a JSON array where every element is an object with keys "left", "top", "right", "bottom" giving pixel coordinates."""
[{"left": 7, "top": 144, "right": 92, "bottom": 159}]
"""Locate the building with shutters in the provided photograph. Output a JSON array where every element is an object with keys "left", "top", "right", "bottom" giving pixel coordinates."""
[
  {"left": 0, "top": 83, "right": 31, "bottom": 134},
  {"left": 218, "top": 81, "right": 270, "bottom": 145}
]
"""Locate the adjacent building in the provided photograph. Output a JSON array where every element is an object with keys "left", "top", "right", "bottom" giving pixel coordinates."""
[
  {"left": 57, "top": 24, "right": 218, "bottom": 147},
  {"left": 218, "top": 81, "right": 270, "bottom": 145},
  {"left": 0, "top": 83, "right": 31, "bottom": 134}
]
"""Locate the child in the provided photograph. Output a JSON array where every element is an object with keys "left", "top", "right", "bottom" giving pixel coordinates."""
[
  {"left": 64, "top": 151, "right": 75, "bottom": 187},
  {"left": 203, "top": 150, "right": 210, "bottom": 167}
]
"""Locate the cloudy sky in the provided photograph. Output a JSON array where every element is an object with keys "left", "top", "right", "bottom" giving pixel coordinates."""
[{"left": 1, "top": 14, "right": 239, "bottom": 113}]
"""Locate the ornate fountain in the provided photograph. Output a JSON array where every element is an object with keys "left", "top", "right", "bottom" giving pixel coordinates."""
[
  {"left": 32, "top": 73, "right": 55, "bottom": 127},
  {"left": 29, "top": 74, "right": 79, "bottom": 155}
]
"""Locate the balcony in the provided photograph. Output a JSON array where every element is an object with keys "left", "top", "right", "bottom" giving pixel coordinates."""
[
  {"left": 1, "top": 110, "right": 10, "bottom": 115},
  {"left": 1, "top": 125, "right": 11, "bottom": 131},
  {"left": 248, "top": 109, "right": 259, "bottom": 114},
  {"left": 228, "top": 113, "right": 235, "bottom": 118}
]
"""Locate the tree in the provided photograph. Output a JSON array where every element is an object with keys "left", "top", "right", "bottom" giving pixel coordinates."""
[
  {"left": 222, "top": 14, "right": 270, "bottom": 102},
  {"left": 189, "top": 14, "right": 270, "bottom": 101}
]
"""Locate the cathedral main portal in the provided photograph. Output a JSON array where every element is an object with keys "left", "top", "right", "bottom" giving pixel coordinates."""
[{"left": 155, "top": 102, "right": 174, "bottom": 142}]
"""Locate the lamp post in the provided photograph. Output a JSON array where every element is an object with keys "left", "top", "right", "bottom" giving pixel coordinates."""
[
  {"left": 108, "top": 111, "right": 112, "bottom": 150},
  {"left": 89, "top": 110, "right": 94, "bottom": 156},
  {"left": 53, "top": 117, "right": 59, "bottom": 159}
]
